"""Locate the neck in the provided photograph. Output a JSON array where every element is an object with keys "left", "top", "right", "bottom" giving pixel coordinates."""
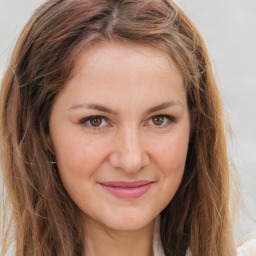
[{"left": 83, "top": 216, "right": 155, "bottom": 256}]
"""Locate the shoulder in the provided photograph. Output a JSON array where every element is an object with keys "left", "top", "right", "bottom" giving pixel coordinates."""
[{"left": 238, "top": 239, "right": 256, "bottom": 256}]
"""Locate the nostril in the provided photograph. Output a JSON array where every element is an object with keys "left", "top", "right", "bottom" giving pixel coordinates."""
[{"left": 109, "top": 148, "right": 149, "bottom": 173}]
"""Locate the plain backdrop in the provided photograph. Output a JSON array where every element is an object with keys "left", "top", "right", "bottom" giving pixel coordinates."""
[{"left": 0, "top": 0, "right": 255, "bottom": 242}]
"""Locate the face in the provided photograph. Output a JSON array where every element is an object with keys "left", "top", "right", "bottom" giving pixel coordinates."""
[{"left": 48, "top": 41, "right": 191, "bottom": 231}]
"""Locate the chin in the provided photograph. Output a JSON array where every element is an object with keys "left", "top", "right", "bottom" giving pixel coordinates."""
[{"left": 101, "top": 211, "right": 156, "bottom": 231}]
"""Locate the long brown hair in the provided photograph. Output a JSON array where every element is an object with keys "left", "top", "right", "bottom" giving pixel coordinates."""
[{"left": 0, "top": 0, "right": 237, "bottom": 255}]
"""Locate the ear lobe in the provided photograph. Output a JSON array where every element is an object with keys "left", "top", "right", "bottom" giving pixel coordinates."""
[{"left": 47, "top": 135, "right": 52, "bottom": 146}]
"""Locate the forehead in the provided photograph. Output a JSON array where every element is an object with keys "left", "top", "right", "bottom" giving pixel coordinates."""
[
  {"left": 56, "top": 40, "right": 186, "bottom": 112},
  {"left": 73, "top": 40, "right": 181, "bottom": 79}
]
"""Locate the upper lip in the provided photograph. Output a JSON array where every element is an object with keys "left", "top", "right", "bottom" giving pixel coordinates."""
[{"left": 99, "top": 180, "right": 154, "bottom": 188}]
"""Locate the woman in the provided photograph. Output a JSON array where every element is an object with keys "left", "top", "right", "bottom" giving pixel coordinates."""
[{"left": 0, "top": 0, "right": 255, "bottom": 255}]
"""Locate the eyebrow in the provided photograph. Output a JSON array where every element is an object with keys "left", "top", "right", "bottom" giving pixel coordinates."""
[
  {"left": 145, "top": 101, "right": 183, "bottom": 115},
  {"left": 69, "top": 101, "right": 183, "bottom": 115},
  {"left": 69, "top": 103, "right": 118, "bottom": 115}
]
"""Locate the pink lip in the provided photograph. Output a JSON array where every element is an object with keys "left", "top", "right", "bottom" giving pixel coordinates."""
[{"left": 99, "top": 180, "right": 154, "bottom": 199}]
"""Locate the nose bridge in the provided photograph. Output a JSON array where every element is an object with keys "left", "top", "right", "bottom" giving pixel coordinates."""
[
  {"left": 122, "top": 125, "right": 141, "bottom": 155},
  {"left": 110, "top": 124, "right": 149, "bottom": 173}
]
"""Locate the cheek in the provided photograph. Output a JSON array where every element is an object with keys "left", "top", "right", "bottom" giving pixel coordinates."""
[
  {"left": 153, "top": 133, "right": 189, "bottom": 176},
  {"left": 53, "top": 134, "right": 110, "bottom": 179},
  {"left": 150, "top": 134, "right": 189, "bottom": 210},
  {"left": 53, "top": 136, "right": 111, "bottom": 205}
]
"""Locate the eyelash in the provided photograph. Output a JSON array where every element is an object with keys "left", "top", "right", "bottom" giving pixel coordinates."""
[
  {"left": 79, "top": 115, "right": 175, "bottom": 130},
  {"left": 147, "top": 115, "right": 175, "bottom": 128},
  {"left": 79, "top": 115, "right": 109, "bottom": 130}
]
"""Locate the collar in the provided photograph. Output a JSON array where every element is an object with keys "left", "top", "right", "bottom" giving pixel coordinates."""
[
  {"left": 152, "top": 216, "right": 191, "bottom": 256},
  {"left": 152, "top": 215, "right": 165, "bottom": 256}
]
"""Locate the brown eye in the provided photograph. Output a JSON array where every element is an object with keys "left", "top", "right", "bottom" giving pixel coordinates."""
[
  {"left": 90, "top": 117, "right": 102, "bottom": 127},
  {"left": 79, "top": 115, "right": 109, "bottom": 130},
  {"left": 152, "top": 116, "right": 164, "bottom": 125}
]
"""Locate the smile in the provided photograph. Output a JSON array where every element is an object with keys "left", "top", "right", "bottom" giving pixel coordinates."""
[{"left": 99, "top": 180, "right": 154, "bottom": 199}]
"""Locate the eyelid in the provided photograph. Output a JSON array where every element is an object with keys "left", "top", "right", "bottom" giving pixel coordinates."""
[
  {"left": 146, "top": 114, "right": 176, "bottom": 128},
  {"left": 78, "top": 114, "right": 175, "bottom": 130},
  {"left": 79, "top": 115, "right": 110, "bottom": 129}
]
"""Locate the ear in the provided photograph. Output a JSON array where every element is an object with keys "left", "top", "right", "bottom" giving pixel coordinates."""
[
  {"left": 41, "top": 133, "right": 55, "bottom": 155},
  {"left": 47, "top": 135, "right": 55, "bottom": 154},
  {"left": 190, "top": 107, "right": 198, "bottom": 132},
  {"left": 47, "top": 135, "right": 52, "bottom": 146}
]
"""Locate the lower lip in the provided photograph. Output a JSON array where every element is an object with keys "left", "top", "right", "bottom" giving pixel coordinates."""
[{"left": 100, "top": 183, "right": 153, "bottom": 199}]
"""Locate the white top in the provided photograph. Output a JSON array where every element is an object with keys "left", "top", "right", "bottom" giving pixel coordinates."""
[
  {"left": 237, "top": 240, "right": 256, "bottom": 256},
  {"left": 153, "top": 216, "right": 256, "bottom": 256}
]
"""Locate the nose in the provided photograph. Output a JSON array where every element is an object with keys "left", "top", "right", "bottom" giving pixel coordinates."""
[{"left": 109, "top": 126, "right": 150, "bottom": 174}]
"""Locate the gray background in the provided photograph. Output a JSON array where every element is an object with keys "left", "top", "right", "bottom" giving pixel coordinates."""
[{"left": 0, "top": 0, "right": 255, "bottom": 242}]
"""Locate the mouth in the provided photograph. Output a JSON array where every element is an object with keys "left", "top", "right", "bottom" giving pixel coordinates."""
[{"left": 99, "top": 180, "right": 154, "bottom": 199}]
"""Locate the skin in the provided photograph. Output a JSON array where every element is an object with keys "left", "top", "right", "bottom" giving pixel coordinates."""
[{"left": 48, "top": 41, "right": 191, "bottom": 256}]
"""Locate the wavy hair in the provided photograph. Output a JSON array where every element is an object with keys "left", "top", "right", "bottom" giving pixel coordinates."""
[{"left": 0, "top": 0, "right": 236, "bottom": 255}]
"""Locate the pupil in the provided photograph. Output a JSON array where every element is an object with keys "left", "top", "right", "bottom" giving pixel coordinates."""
[
  {"left": 90, "top": 117, "right": 102, "bottom": 127},
  {"left": 153, "top": 116, "right": 164, "bottom": 125}
]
